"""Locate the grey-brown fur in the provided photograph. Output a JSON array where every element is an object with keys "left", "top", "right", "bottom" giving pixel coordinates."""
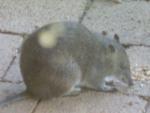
[{"left": 20, "top": 22, "right": 133, "bottom": 99}]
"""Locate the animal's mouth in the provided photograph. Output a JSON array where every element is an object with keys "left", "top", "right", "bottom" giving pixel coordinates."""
[
  {"left": 112, "top": 79, "right": 131, "bottom": 93},
  {"left": 104, "top": 77, "right": 132, "bottom": 92},
  {"left": 101, "top": 79, "right": 116, "bottom": 92},
  {"left": 105, "top": 80, "right": 114, "bottom": 86}
]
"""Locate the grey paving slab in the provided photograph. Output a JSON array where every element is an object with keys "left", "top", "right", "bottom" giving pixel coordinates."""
[
  {"left": 83, "top": 1, "right": 150, "bottom": 45},
  {"left": 122, "top": 32, "right": 150, "bottom": 46},
  {"left": 4, "top": 55, "right": 23, "bottom": 83},
  {"left": 127, "top": 81, "right": 150, "bottom": 97},
  {"left": 126, "top": 47, "right": 150, "bottom": 68},
  {"left": 145, "top": 101, "right": 150, "bottom": 113},
  {"left": 34, "top": 92, "right": 146, "bottom": 113},
  {"left": 0, "top": 0, "right": 86, "bottom": 33},
  {"left": 0, "top": 34, "right": 22, "bottom": 79},
  {"left": 0, "top": 82, "right": 25, "bottom": 102},
  {"left": 0, "top": 82, "right": 38, "bottom": 113},
  {"left": 0, "top": 99, "right": 37, "bottom": 113}
]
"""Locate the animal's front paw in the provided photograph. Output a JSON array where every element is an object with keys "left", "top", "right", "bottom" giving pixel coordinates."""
[{"left": 64, "top": 87, "right": 81, "bottom": 96}]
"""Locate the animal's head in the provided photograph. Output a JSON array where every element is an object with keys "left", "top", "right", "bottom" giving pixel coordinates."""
[
  {"left": 99, "top": 34, "right": 133, "bottom": 92},
  {"left": 101, "top": 71, "right": 133, "bottom": 92}
]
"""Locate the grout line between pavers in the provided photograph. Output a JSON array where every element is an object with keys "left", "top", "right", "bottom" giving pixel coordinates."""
[
  {"left": 30, "top": 99, "right": 41, "bottom": 113},
  {"left": 138, "top": 96, "right": 150, "bottom": 113},
  {"left": 122, "top": 43, "right": 150, "bottom": 49},
  {"left": 79, "top": 0, "right": 94, "bottom": 23},
  {"left": 145, "top": 101, "right": 150, "bottom": 113},
  {"left": 0, "top": 45, "right": 24, "bottom": 84},
  {"left": 0, "top": 79, "right": 23, "bottom": 84},
  {"left": 0, "top": 29, "right": 27, "bottom": 38},
  {"left": 1, "top": 55, "right": 17, "bottom": 80}
]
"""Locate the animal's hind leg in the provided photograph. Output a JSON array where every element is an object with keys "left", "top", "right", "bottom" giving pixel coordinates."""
[
  {"left": 52, "top": 55, "right": 82, "bottom": 97},
  {"left": 63, "top": 73, "right": 81, "bottom": 96},
  {"left": 64, "top": 86, "right": 81, "bottom": 96}
]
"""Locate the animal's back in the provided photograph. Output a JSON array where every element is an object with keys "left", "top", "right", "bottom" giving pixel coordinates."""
[{"left": 20, "top": 22, "right": 103, "bottom": 99}]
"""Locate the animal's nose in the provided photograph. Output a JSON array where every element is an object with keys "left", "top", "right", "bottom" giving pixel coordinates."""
[{"left": 105, "top": 80, "right": 114, "bottom": 86}]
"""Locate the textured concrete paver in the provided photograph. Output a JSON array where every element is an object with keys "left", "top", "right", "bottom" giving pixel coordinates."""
[
  {"left": 82, "top": 1, "right": 150, "bottom": 44},
  {"left": 4, "top": 55, "right": 23, "bottom": 83},
  {"left": 0, "top": 34, "right": 22, "bottom": 79},
  {"left": 0, "top": 82, "right": 38, "bottom": 113},
  {"left": 128, "top": 81, "right": 150, "bottom": 97},
  {"left": 145, "top": 101, "right": 150, "bottom": 113},
  {"left": 126, "top": 47, "right": 150, "bottom": 68},
  {"left": 34, "top": 92, "right": 146, "bottom": 113},
  {"left": 0, "top": 0, "right": 86, "bottom": 33},
  {"left": 0, "top": 82, "right": 25, "bottom": 101},
  {"left": 0, "top": 99, "right": 37, "bottom": 113},
  {"left": 122, "top": 32, "right": 150, "bottom": 46}
]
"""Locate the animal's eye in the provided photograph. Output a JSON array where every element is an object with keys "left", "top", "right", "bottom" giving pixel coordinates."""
[{"left": 113, "top": 34, "right": 120, "bottom": 42}]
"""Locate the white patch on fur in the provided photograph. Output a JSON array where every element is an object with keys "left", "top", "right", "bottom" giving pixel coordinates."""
[{"left": 38, "top": 23, "right": 65, "bottom": 48}]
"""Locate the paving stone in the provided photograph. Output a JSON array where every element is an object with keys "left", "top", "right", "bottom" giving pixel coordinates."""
[
  {"left": 0, "top": 82, "right": 25, "bottom": 101},
  {"left": 83, "top": 1, "right": 150, "bottom": 45},
  {"left": 127, "top": 81, "right": 150, "bottom": 97},
  {"left": 122, "top": 32, "right": 150, "bottom": 46},
  {"left": 4, "top": 55, "right": 23, "bottom": 83},
  {"left": 145, "top": 101, "right": 150, "bottom": 113},
  {"left": 0, "top": 99, "right": 37, "bottom": 113},
  {"left": 0, "top": 82, "right": 38, "bottom": 113},
  {"left": 126, "top": 47, "right": 150, "bottom": 68},
  {"left": 0, "top": 34, "right": 22, "bottom": 79},
  {"left": 33, "top": 91, "right": 146, "bottom": 113},
  {"left": 0, "top": 0, "right": 86, "bottom": 33}
]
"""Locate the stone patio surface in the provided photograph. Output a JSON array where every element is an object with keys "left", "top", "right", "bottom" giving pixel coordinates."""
[{"left": 0, "top": 0, "right": 150, "bottom": 113}]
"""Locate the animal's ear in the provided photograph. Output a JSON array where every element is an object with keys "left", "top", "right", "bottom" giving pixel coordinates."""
[
  {"left": 109, "top": 44, "right": 115, "bottom": 53},
  {"left": 113, "top": 34, "right": 120, "bottom": 43}
]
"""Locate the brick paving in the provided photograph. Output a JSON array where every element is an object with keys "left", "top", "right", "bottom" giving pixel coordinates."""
[{"left": 0, "top": 0, "right": 150, "bottom": 113}]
